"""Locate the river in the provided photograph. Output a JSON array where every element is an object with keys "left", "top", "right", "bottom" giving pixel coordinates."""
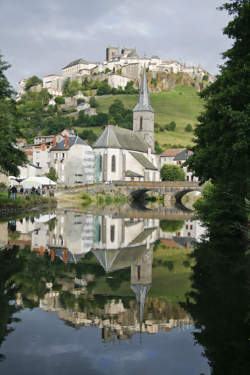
[{"left": 0, "top": 203, "right": 248, "bottom": 374}]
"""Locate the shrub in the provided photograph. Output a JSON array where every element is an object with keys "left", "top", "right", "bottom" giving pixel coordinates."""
[
  {"left": 25, "top": 76, "right": 42, "bottom": 90},
  {"left": 46, "top": 167, "right": 57, "bottom": 182},
  {"left": 185, "top": 124, "right": 193, "bottom": 132},
  {"left": 160, "top": 164, "right": 185, "bottom": 181},
  {"left": 160, "top": 220, "right": 184, "bottom": 232},
  {"left": 89, "top": 97, "right": 97, "bottom": 108},
  {"left": 165, "top": 121, "right": 176, "bottom": 131},
  {"left": 77, "top": 98, "right": 85, "bottom": 105},
  {"left": 55, "top": 96, "right": 65, "bottom": 105}
]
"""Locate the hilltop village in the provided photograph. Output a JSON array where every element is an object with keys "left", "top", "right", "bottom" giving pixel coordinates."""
[
  {"left": 17, "top": 46, "right": 214, "bottom": 100},
  {"left": 1, "top": 68, "right": 198, "bottom": 187}
]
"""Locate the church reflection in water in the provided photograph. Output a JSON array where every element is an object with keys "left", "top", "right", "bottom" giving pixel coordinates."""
[{"left": 1, "top": 210, "right": 205, "bottom": 342}]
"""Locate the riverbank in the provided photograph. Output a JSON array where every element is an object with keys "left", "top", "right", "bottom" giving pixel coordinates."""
[
  {"left": 55, "top": 189, "right": 127, "bottom": 209},
  {"left": 0, "top": 192, "right": 57, "bottom": 216}
]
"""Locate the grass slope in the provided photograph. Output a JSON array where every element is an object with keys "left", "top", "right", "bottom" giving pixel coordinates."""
[{"left": 95, "top": 86, "right": 204, "bottom": 147}]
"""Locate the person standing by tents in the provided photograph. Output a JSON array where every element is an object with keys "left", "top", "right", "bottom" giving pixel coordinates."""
[
  {"left": 8, "top": 185, "right": 11, "bottom": 199},
  {"left": 11, "top": 185, "right": 17, "bottom": 200}
]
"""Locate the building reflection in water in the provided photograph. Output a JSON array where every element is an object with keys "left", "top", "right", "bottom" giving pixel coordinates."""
[{"left": 3, "top": 210, "right": 205, "bottom": 342}]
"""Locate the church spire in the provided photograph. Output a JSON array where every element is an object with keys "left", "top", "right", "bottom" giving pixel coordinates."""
[{"left": 133, "top": 68, "right": 154, "bottom": 112}]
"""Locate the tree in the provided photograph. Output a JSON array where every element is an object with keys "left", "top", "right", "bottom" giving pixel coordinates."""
[
  {"left": 165, "top": 121, "right": 176, "bottom": 131},
  {"left": 25, "top": 75, "right": 42, "bottom": 90},
  {"left": 160, "top": 220, "right": 184, "bottom": 232},
  {"left": 185, "top": 124, "right": 193, "bottom": 132},
  {"left": 187, "top": 0, "right": 250, "bottom": 204},
  {"left": 55, "top": 96, "right": 65, "bottom": 105},
  {"left": 0, "top": 54, "right": 27, "bottom": 175},
  {"left": 46, "top": 167, "right": 57, "bottom": 182},
  {"left": 160, "top": 164, "right": 185, "bottom": 181},
  {"left": 89, "top": 96, "right": 97, "bottom": 108}
]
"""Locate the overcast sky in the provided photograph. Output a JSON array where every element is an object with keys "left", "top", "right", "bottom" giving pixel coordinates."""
[{"left": 0, "top": 0, "right": 232, "bottom": 89}]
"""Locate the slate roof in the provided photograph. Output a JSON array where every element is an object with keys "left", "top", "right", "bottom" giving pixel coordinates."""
[
  {"left": 129, "top": 151, "right": 158, "bottom": 170},
  {"left": 129, "top": 227, "right": 157, "bottom": 245},
  {"left": 160, "top": 148, "right": 185, "bottom": 157},
  {"left": 174, "top": 149, "right": 193, "bottom": 161},
  {"left": 125, "top": 170, "right": 144, "bottom": 178},
  {"left": 92, "top": 245, "right": 147, "bottom": 273},
  {"left": 93, "top": 125, "right": 149, "bottom": 152},
  {"left": 62, "top": 58, "right": 91, "bottom": 69},
  {"left": 133, "top": 69, "right": 154, "bottom": 112},
  {"left": 50, "top": 136, "right": 87, "bottom": 151}
]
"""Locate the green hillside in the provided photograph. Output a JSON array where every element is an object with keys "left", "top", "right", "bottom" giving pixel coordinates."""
[{"left": 95, "top": 85, "right": 204, "bottom": 147}]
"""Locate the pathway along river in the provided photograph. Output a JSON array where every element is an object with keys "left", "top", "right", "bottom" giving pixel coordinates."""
[{"left": 0, "top": 205, "right": 248, "bottom": 374}]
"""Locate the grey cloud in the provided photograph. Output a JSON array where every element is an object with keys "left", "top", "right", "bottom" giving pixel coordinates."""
[{"left": 0, "top": 0, "right": 232, "bottom": 88}]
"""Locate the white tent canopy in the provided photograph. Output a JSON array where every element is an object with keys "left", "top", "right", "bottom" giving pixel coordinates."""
[{"left": 21, "top": 177, "right": 56, "bottom": 190}]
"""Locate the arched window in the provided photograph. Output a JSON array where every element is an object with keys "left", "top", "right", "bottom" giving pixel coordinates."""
[
  {"left": 99, "top": 155, "right": 102, "bottom": 172},
  {"left": 111, "top": 155, "right": 116, "bottom": 172},
  {"left": 140, "top": 116, "right": 143, "bottom": 130},
  {"left": 110, "top": 225, "right": 115, "bottom": 242}
]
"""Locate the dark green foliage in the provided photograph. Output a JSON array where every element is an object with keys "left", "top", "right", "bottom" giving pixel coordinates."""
[
  {"left": 188, "top": 0, "right": 250, "bottom": 202},
  {"left": 160, "top": 164, "right": 185, "bottom": 181},
  {"left": 96, "top": 79, "right": 112, "bottom": 95},
  {"left": 25, "top": 75, "right": 42, "bottom": 90},
  {"left": 202, "top": 75, "right": 208, "bottom": 81},
  {"left": 165, "top": 121, "right": 176, "bottom": 131},
  {"left": 160, "top": 220, "right": 184, "bottom": 232},
  {"left": 89, "top": 96, "right": 97, "bottom": 107},
  {"left": 63, "top": 78, "right": 80, "bottom": 97},
  {"left": 55, "top": 96, "right": 65, "bottom": 105},
  {"left": 124, "top": 80, "right": 138, "bottom": 94},
  {"left": 155, "top": 141, "right": 163, "bottom": 154},
  {"left": 46, "top": 167, "right": 57, "bottom": 182},
  {"left": 76, "top": 110, "right": 108, "bottom": 127},
  {"left": 0, "top": 54, "right": 27, "bottom": 175},
  {"left": 185, "top": 124, "right": 193, "bottom": 132},
  {"left": 79, "top": 129, "right": 98, "bottom": 145},
  {"left": 108, "top": 99, "right": 133, "bottom": 129}
]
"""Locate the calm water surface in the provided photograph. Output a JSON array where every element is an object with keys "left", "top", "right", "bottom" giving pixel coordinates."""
[{"left": 0, "top": 208, "right": 210, "bottom": 374}]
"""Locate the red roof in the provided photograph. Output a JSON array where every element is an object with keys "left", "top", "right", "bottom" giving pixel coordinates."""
[{"left": 160, "top": 148, "right": 185, "bottom": 157}]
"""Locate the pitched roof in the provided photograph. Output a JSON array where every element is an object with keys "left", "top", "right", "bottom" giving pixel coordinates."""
[
  {"left": 133, "top": 68, "right": 154, "bottom": 112},
  {"left": 92, "top": 245, "right": 147, "bottom": 272},
  {"left": 125, "top": 170, "right": 144, "bottom": 178},
  {"left": 62, "top": 58, "right": 91, "bottom": 69},
  {"left": 93, "top": 125, "right": 149, "bottom": 152},
  {"left": 160, "top": 148, "right": 185, "bottom": 157},
  {"left": 174, "top": 149, "right": 193, "bottom": 161},
  {"left": 129, "top": 151, "right": 158, "bottom": 170},
  {"left": 50, "top": 136, "right": 87, "bottom": 151}
]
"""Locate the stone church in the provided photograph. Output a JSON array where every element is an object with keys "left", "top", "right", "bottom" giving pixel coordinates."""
[{"left": 93, "top": 69, "right": 160, "bottom": 182}]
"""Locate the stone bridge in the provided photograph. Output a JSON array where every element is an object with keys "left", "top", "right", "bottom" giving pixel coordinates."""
[{"left": 82, "top": 181, "right": 202, "bottom": 207}]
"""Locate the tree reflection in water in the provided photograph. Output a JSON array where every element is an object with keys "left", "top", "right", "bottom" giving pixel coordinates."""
[{"left": 183, "top": 185, "right": 250, "bottom": 374}]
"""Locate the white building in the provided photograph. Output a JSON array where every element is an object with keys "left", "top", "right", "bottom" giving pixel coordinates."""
[
  {"left": 93, "top": 69, "right": 160, "bottom": 182},
  {"left": 50, "top": 134, "right": 96, "bottom": 186},
  {"left": 160, "top": 148, "right": 198, "bottom": 182}
]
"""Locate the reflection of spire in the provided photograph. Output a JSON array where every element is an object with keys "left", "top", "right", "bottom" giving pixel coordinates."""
[
  {"left": 131, "top": 284, "right": 151, "bottom": 329},
  {"left": 133, "top": 68, "right": 154, "bottom": 112}
]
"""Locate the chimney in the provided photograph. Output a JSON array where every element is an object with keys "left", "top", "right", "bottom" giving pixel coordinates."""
[
  {"left": 64, "top": 135, "right": 69, "bottom": 149},
  {"left": 41, "top": 141, "right": 46, "bottom": 151},
  {"left": 52, "top": 136, "right": 56, "bottom": 147}
]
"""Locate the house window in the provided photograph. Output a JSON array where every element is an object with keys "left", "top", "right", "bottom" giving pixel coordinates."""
[
  {"left": 110, "top": 225, "right": 115, "bottom": 242},
  {"left": 190, "top": 225, "right": 193, "bottom": 230},
  {"left": 140, "top": 116, "right": 143, "bottom": 130},
  {"left": 186, "top": 225, "right": 188, "bottom": 229},
  {"left": 111, "top": 155, "right": 116, "bottom": 172}
]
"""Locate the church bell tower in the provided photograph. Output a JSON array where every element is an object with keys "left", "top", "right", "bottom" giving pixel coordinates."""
[{"left": 133, "top": 68, "right": 155, "bottom": 152}]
